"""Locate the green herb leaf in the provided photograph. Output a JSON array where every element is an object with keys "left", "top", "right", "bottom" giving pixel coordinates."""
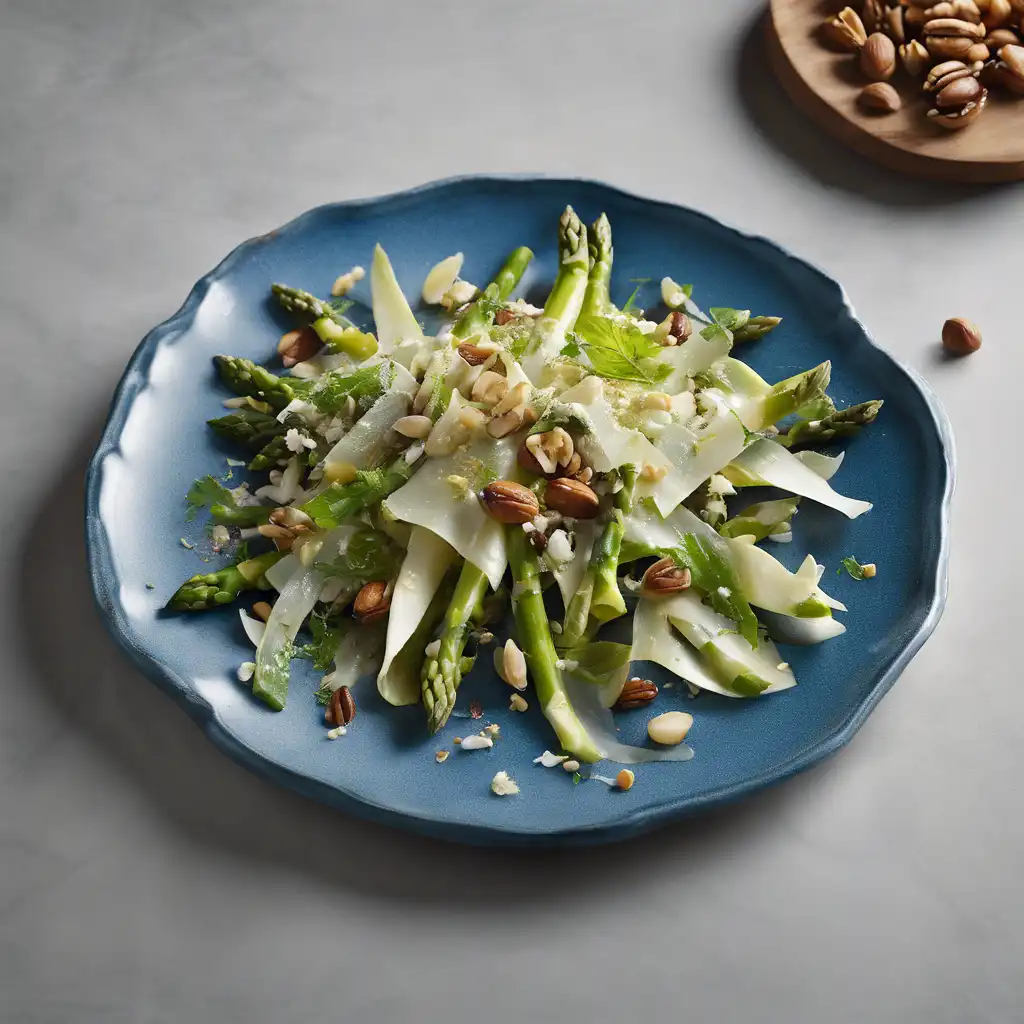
[
  {"left": 307, "top": 363, "right": 395, "bottom": 415},
  {"left": 710, "top": 307, "right": 751, "bottom": 333},
  {"left": 298, "top": 613, "right": 345, "bottom": 672},
  {"left": 560, "top": 338, "right": 582, "bottom": 358},
  {"left": 839, "top": 556, "right": 868, "bottom": 580},
  {"left": 314, "top": 679, "right": 335, "bottom": 706},
  {"left": 572, "top": 315, "right": 671, "bottom": 386},
  {"left": 315, "top": 529, "right": 403, "bottom": 587},
  {"left": 186, "top": 475, "right": 235, "bottom": 521}
]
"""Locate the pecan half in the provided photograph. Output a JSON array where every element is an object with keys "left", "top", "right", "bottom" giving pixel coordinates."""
[
  {"left": 354, "top": 580, "right": 391, "bottom": 623},
  {"left": 325, "top": 685, "right": 356, "bottom": 726},
  {"left": 480, "top": 480, "right": 540, "bottom": 524},
  {"left": 642, "top": 556, "right": 692, "bottom": 596},
  {"left": 614, "top": 677, "right": 659, "bottom": 710}
]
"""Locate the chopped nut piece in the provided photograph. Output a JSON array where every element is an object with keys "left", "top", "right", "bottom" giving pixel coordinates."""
[
  {"left": 562, "top": 759, "right": 581, "bottom": 773},
  {"left": 509, "top": 693, "right": 529, "bottom": 712},
  {"left": 331, "top": 265, "right": 365, "bottom": 297},
  {"left": 862, "top": 563, "right": 878, "bottom": 578},
  {"left": 435, "top": 749, "right": 450, "bottom": 763},
  {"left": 501, "top": 638, "right": 528, "bottom": 690},
  {"left": 615, "top": 769, "right": 635, "bottom": 791},
  {"left": 393, "top": 414, "right": 433, "bottom": 439},
  {"left": 647, "top": 711, "right": 694, "bottom": 746},
  {"left": 460, "top": 734, "right": 493, "bottom": 751}
]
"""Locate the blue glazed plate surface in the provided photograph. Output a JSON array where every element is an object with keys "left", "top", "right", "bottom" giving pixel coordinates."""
[{"left": 86, "top": 177, "right": 953, "bottom": 845}]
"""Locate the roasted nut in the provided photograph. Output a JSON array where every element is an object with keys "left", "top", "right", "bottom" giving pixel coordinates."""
[
  {"left": 353, "top": 580, "right": 391, "bottom": 623},
  {"left": 900, "top": 39, "right": 933, "bottom": 74},
  {"left": 642, "top": 556, "right": 692, "bottom": 596},
  {"left": 480, "top": 480, "right": 540, "bottom": 524},
  {"left": 861, "top": 31, "right": 898, "bottom": 78},
  {"left": 925, "top": 58, "right": 982, "bottom": 90},
  {"left": 252, "top": 600, "right": 273, "bottom": 622},
  {"left": 493, "top": 381, "right": 530, "bottom": 417},
  {"left": 823, "top": 6, "right": 869, "bottom": 49},
  {"left": 935, "top": 73, "right": 985, "bottom": 104},
  {"left": 457, "top": 341, "right": 493, "bottom": 365},
  {"left": 615, "top": 769, "right": 635, "bottom": 791},
  {"left": 984, "top": 46, "right": 1024, "bottom": 92},
  {"left": 985, "top": 27, "right": 1020, "bottom": 46},
  {"left": 859, "top": 81, "right": 903, "bottom": 110},
  {"left": 494, "top": 308, "right": 515, "bottom": 326},
  {"left": 544, "top": 477, "right": 600, "bottom": 519},
  {"left": 982, "top": 0, "right": 1014, "bottom": 26},
  {"left": 501, "top": 638, "right": 528, "bottom": 690},
  {"left": 1002, "top": 41, "right": 1024, "bottom": 73},
  {"left": 886, "top": 4, "right": 907, "bottom": 41},
  {"left": 562, "top": 452, "right": 583, "bottom": 478},
  {"left": 614, "top": 677, "right": 659, "bottom": 711},
  {"left": 906, "top": 4, "right": 929, "bottom": 29},
  {"left": 525, "top": 428, "right": 574, "bottom": 474},
  {"left": 277, "top": 326, "right": 321, "bottom": 368},
  {"left": 487, "top": 406, "right": 526, "bottom": 438},
  {"left": 393, "top": 414, "right": 433, "bottom": 439},
  {"left": 325, "top": 685, "right": 356, "bottom": 726},
  {"left": 923, "top": 16, "right": 987, "bottom": 36},
  {"left": 967, "top": 41, "right": 992, "bottom": 58},
  {"left": 926, "top": 33, "right": 981, "bottom": 57},
  {"left": 863, "top": 0, "right": 887, "bottom": 33},
  {"left": 927, "top": 84, "right": 988, "bottom": 125},
  {"left": 668, "top": 310, "right": 692, "bottom": 341},
  {"left": 942, "top": 317, "right": 982, "bottom": 354},
  {"left": 257, "top": 522, "right": 298, "bottom": 550},
  {"left": 647, "top": 711, "right": 694, "bottom": 747},
  {"left": 517, "top": 438, "right": 550, "bottom": 477},
  {"left": 471, "top": 369, "right": 509, "bottom": 406}
]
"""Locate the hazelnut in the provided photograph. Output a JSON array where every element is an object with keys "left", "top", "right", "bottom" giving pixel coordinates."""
[{"left": 941, "top": 317, "right": 982, "bottom": 354}]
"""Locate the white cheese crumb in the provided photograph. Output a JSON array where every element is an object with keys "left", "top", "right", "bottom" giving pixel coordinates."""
[
  {"left": 507, "top": 298, "right": 544, "bottom": 316},
  {"left": 237, "top": 661, "right": 256, "bottom": 683},
  {"left": 491, "top": 771, "right": 520, "bottom": 796},
  {"left": 545, "top": 529, "right": 573, "bottom": 564},
  {"left": 210, "top": 525, "right": 230, "bottom": 551},
  {"left": 327, "top": 726, "right": 348, "bottom": 740},
  {"left": 459, "top": 735, "right": 493, "bottom": 751},
  {"left": 424, "top": 639, "right": 441, "bottom": 658},
  {"left": 661, "top": 276, "right": 689, "bottom": 309},
  {"left": 285, "top": 427, "right": 317, "bottom": 454},
  {"left": 404, "top": 441, "right": 425, "bottom": 465},
  {"left": 717, "top": 586, "right": 731, "bottom": 599},
  {"left": 534, "top": 750, "right": 568, "bottom": 768}
]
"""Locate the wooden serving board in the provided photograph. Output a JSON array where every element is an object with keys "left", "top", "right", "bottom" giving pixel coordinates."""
[{"left": 767, "top": 0, "right": 1024, "bottom": 182}]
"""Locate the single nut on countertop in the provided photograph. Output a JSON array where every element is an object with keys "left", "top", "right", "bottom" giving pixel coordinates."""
[
  {"left": 647, "top": 711, "right": 694, "bottom": 747},
  {"left": 457, "top": 341, "right": 493, "bottom": 366},
  {"left": 353, "top": 580, "right": 391, "bottom": 623},
  {"left": 900, "top": 39, "right": 933, "bottom": 76},
  {"left": 941, "top": 317, "right": 983, "bottom": 354},
  {"left": 614, "top": 677, "right": 659, "bottom": 710},
  {"left": 642, "top": 556, "right": 692, "bottom": 597},
  {"left": 859, "top": 81, "right": 903, "bottom": 111},
  {"left": 544, "top": 477, "right": 600, "bottom": 519},
  {"left": 277, "top": 326, "right": 321, "bottom": 368},
  {"left": 927, "top": 84, "right": 988, "bottom": 126},
  {"left": 822, "top": 6, "right": 869, "bottom": 50},
  {"left": 325, "top": 685, "right": 356, "bottom": 727},
  {"left": 861, "top": 31, "right": 898, "bottom": 78},
  {"left": 480, "top": 480, "right": 540, "bottom": 524}
]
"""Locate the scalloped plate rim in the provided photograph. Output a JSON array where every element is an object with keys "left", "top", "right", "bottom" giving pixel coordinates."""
[{"left": 85, "top": 175, "right": 954, "bottom": 845}]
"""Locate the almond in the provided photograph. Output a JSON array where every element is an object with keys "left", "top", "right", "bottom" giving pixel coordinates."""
[
  {"left": 859, "top": 81, "right": 902, "bottom": 111},
  {"left": 277, "top": 326, "right": 321, "bottom": 368},
  {"left": 353, "top": 580, "right": 391, "bottom": 623},
  {"left": 457, "top": 341, "right": 492, "bottom": 365},
  {"left": 860, "top": 31, "right": 897, "bottom": 78},
  {"left": 480, "top": 480, "right": 540, "bottom": 524},
  {"left": 543, "top": 477, "right": 600, "bottom": 519}
]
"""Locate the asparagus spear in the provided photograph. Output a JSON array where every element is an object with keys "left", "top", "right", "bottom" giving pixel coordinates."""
[
  {"left": 452, "top": 246, "right": 535, "bottom": 340},
  {"left": 214, "top": 355, "right": 296, "bottom": 411},
  {"left": 733, "top": 315, "right": 782, "bottom": 344},
  {"left": 580, "top": 213, "right": 614, "bottom": 319},
  {"left": 559, "top": 466, "right": 635, "bottom": 648},
  {"left": 521, "top": 207, "right": 590, "bottom": 378},
  {"left": 750, "top": 360, "right": 832, "bottom": 430},
  {"left": 300, "top": 458, "right": 413, "bottom": 529},
  {"left": 507, "top": 528, "right": 601, "bottom": 763},
  {"left": 778, "top": 400, "right": 883, "bottom": 449},
  {"left": 166, "top": 550, "right": 284, "bottom": 611},
  {"left": 209, "top": 504, "right": 272, "bottom": 528},
  {"left": 248, "top": 432, "right": 323, "bottom": 472},
  {"left": 272, "top": 283, "right": 378, "bottom": 359},
  {"left": 422, "top": 562, "right": 490, "bottom": 732},
  {"left": 207, "top": 407, "right": 288, "bottom": 448}
]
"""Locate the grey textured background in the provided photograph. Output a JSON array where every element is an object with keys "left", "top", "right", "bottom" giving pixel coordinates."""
[{"left": 2, "top": 1, "right": 1021, "bottom": 1021}]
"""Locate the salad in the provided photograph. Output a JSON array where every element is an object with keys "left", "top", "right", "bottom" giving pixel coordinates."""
[{"left": 169, "top": 207, "right": 882, "bottom": 770}]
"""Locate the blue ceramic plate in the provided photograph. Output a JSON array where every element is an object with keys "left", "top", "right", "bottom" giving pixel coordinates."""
[{"left": 86, "top": 177, "right": 953, "bottom": 845}]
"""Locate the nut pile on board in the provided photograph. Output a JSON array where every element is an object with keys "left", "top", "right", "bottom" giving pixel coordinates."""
[{"left": 820, "top": 2, "right": 1024, "bottom": 129}]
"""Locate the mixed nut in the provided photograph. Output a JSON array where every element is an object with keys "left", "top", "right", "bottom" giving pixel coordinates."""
[{"left": 821, "top": 2, "right": 1024, "bottom": 129}]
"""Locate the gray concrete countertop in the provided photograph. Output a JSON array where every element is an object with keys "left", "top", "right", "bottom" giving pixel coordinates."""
[{"left": 2, "top": 1, "right": 1020, "bottom": 1021}]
